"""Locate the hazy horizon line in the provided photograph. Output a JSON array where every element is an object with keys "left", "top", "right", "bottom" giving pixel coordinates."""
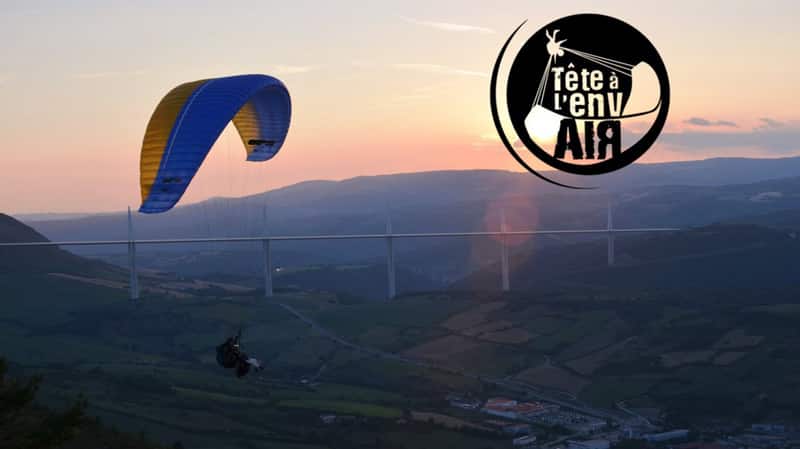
[{"left": 8, "top": 153, "right": 800, "bottom": 218}]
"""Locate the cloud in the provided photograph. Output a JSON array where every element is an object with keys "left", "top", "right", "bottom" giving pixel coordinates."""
[
  {"left": 389, "top": 89, "right": 436, "bottom": 103},
  {"left": 401, "top": 16, "right": 494, "bottom": 34},
  {"left": 684, "top": 117, "right": 738, "bottom": 128},
  {"left": 757, "top": 117, "right": 785, "bottom": 129},
  {"left": 650, "top": 120, "right": 800, "bottom": 154},
  {"left": 356, "top": 61, "right": 487, "bottom": 78},
  {"left": 72, "top": 69, "right": 148, "bottom": 80},
  {"left": 392, "top": 63, "right": 487, "bottom": 78},
  {"left": 272, "top": 65, "right": 318, "bottom": 75},
  {"left": 351, "top": 60, "right": 378, "bottom": 69},
  {"left": 472, "top": 133, "right": 502, "bottom": 149},
  {"left": 0, "top": 7, "right": 45, "bottom": 18},
  {"left": 383, "top": 83, "right": 456, "bottom": 105},
  {"left": 73, "top": 72, "right": 115, "bottom": 80}
]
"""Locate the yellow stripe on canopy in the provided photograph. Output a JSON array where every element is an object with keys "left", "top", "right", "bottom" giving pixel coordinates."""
[
  {"left": 231, "top": 100, "right": 261, "bottom": 158},
  {"left": 140, "top": 80, "right": 206, "bottom": 201}
]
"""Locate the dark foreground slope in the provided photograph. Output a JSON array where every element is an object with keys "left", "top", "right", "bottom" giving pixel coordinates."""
[
  {"left": 0, "top": 214, "right": 515, "bottom": 449},
  {"left": 0, "top": 213, "right": 122, "bottom": 278},
  {"left": 4, "top": 211, "right": 800, "bottom": 445},
  {"left": 0, "top": 359, "right": 165, "bottom": 449}
]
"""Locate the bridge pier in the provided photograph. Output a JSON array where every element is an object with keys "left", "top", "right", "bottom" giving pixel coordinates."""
[
  {"left": 261, "top": 204, "right": 274, "bottom": 298},
  {"left": 386, "top": 215, "right": 396, "bottom": 300},
  {"left": 263, "top": 239, "right": 273, "bottom": 297},
  {"left": 127, "top": 207, "right": 139, "bottom": 301},
  {"left": 607, "top": 200, "right": 615, "bottom": 266},
  {"left": 500, "top": 209, "right": 510, "bottom": 292}
]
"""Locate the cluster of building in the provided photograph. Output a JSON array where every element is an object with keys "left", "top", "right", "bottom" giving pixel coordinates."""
[
  {"left": 445, "top": 394, "right": 613, "bottom": 447},
  {"left": 482, "top": 397, "right": 560, "bottom": 421},
  {"left": 446, "top": 392, "right": 800, "bottom": 449},
  {"left": 446, "top": 393, "right": 482, "bottom": 411},
  {"left": 481, "top": 397, "right": 607, "bottom": 434},
  {"left": 630, "top": 422, "right": 800, "bottom": 449},
  {"left": 720, "top": 423, "right": 798, "bottom": 449},
  {"left": 484, "top": 420, "right": 533, "bottom": 436},
  {"left": 567, "top": 439, "right": 612, "bottom": 449},
  {"left": 319, "top": 414, "right": 360, "bottom": 425},
  {"left": 559, "top": 428, "right": 692, "bottom": 449},
  {"left": 532, "top": 409, "right": 608, "bottom": 434},
  {"left": 641, "top": 429, "right": 691, "bottom": 443}
]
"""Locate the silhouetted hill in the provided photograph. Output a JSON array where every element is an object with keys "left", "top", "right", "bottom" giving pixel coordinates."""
[
  {"left": 0, "top": 359, "right": 165, "bottom": 449},
  {"left": 568, "top": 156, "right": 800, "bottom": 188},
  {"left": 0, "top": 214, "right": 122, "bottom": 277}
]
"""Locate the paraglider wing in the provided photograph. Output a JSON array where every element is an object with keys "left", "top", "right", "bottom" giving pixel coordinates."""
[{"left": 139, "top": 74, "right": 291, "bottom": 213}]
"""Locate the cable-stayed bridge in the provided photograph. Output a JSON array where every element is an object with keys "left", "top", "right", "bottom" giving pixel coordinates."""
[{"left": 0, "top": 204, "right": 679, "bottom": 300}]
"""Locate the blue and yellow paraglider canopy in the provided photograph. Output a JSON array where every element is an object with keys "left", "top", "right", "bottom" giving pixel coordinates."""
[{"left": 139, "top": 74, "right": 291, "bottom": 213}]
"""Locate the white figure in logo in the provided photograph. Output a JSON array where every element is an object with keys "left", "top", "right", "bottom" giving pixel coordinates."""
[{"left": 545, "top": 29, "right": 567, "bottom": 62}]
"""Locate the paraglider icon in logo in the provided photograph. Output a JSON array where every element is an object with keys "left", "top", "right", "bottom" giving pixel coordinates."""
[
  {"left": 139, "top": 74, "right": 291, "bottom": 213},
  {"left": 491, "top": 14, "right": 670, "bottom": 186},
  {"left": 545, "top": 29, "right": 566, "bottom": 62}
]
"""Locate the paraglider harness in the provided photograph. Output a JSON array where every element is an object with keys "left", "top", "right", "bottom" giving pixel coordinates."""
[{"left": 216, "top": 329, "right": 259, "bottom": 378}]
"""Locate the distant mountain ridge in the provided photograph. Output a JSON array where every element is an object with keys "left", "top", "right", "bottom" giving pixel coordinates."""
[
  {"left": 12, "top": 156, "right": 800, "bottom": 288},
  {"left": 20, "top": 155, "right": 800, "bottom": 221},
  {"left": 24, "top": 155, "right": 800, "bottom": 236}
]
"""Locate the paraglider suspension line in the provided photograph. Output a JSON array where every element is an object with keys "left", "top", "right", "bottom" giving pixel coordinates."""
[
  {"left": 560, "top": 47, "right": 633, "bottom": 76},
  {"left": 533, "top": 55, "right": 553, "bottom": 107},
  {"left": 533, "top": 44, "right": 637, "bottom": 109},
  {"left": 531, "top": 41, "right": 662, "bottom": 119}
]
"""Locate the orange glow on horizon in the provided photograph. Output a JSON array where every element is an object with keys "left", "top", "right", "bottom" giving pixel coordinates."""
[{"left": 0, "top": 1, "right": 798, "bottom": 214}]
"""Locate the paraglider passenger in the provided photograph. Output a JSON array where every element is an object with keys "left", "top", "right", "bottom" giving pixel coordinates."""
[{"left": 216, "top": 330, "right": 262, "bottom": 378}]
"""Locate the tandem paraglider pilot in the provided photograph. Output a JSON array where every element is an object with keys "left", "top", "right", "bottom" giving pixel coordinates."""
[{"left": 216, "top": 330, "right": 263, "bottom": 378}]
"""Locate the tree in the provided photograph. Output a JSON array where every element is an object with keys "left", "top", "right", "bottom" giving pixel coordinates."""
[{"left": 0, "top": 358, "right": 86, "bottom": 448}]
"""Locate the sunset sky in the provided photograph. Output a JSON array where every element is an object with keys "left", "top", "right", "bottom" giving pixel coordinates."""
[{"left": 1, "top": 0, "right": 798, "bottom": 213}]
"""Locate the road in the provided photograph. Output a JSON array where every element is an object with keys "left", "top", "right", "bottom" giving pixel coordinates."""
[
  {"left": 276, "top": 302, "right": 628, "bottom": 423},
  {"left": 616, "top": 400, "right": 655, "bottom": 429}
]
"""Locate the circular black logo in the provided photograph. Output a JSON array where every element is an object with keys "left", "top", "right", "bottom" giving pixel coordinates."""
[{"left": 490, "top": 14, "right": 670, "bottom": 188}]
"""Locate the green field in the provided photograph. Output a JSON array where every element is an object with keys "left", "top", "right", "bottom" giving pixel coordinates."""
[
  {"left": 4, "top": 258, "right": 800, "bottom": 448},
  {"left": 0, "top": 272, "right": 521, "bottom": 448},
  {"left": 278, "top": 399, "right": 403, "bottom": 418}
]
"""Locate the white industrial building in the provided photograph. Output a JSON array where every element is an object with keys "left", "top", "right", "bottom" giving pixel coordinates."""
[
  {"left": 643, "top": 429, "right": 689, "bottom": 442},
  {"left": 567, "top": 439, "right": 611, "bottom": 449}
]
